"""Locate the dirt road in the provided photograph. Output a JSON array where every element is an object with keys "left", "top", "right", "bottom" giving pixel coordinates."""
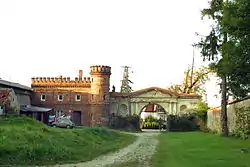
[{"left": 47, "top": 131, "right": 160, "bottom": 167}]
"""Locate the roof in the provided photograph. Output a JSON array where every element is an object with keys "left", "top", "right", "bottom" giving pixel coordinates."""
[
  {"left": 0, "top": 79, "right": 32, "bottom": 91},
  {"left": 110, "top": 87, "right": 201, "bottom": 98},
  {"left": 20, "top": 105, "right": 52, "bottom": 112},
  {"left": 143, "top": 104, "right": 155, "bottom": 112},
  {"left": 208, "top": 100, "right": 238, "bottom": 112}
]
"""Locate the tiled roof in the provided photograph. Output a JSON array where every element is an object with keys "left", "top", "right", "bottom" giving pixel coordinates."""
[
  {"left": 143, "top": 104, "right": 155, "bottom": 112},
  {"left": 208, "top": 100, "right": 237, "bottom": 112},
  {"left": 0, "top": 79, "right": 32, "bottom": 91},
  {"left": 110, "top": 87, "right": 201, "bottom": 98}
]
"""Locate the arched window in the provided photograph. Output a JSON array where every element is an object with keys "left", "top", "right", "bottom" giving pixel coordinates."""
[{"left": 180, "top": 105, "right": 187, "bottom": 111}]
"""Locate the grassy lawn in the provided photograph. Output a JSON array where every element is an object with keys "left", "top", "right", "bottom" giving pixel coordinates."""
[
  {"left": 151, "top": 132, "right": 250, "bottom": 167},
  {"left": 0, "top": 116, "right": 136, "bottom": 166}
]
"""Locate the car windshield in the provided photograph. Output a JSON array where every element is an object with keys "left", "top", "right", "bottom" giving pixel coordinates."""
[{"left": 61, "top": 118, "right": 73, "bottom": 123}]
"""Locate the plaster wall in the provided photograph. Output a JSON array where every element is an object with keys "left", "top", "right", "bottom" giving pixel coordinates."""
[{"left": 111, "top": 90, "right": 200, "bottom": 117}]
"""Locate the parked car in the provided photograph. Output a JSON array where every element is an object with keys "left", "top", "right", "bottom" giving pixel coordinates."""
[{"left": 51, "top": 117, "right": 75, "bottom": 129}]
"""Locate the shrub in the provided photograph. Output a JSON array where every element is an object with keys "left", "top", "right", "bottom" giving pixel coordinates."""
[
  {"left": 193, "top": 111, "right": 209, "bottom": 132},
  {"left": 231, "top": 106, "right": 250, "bottom": 139},
  {"left": 109, "top": 114, "right": 141, "bottom": 131},
  {"left": 142, "top": 121, "right": 160, "bottom": 129},
  {"left": 167, "top": 114, "right": 198, "bottom": 132}
]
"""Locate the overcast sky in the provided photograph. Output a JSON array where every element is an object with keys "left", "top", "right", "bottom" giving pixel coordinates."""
[{"left": 0, "top": 0, "right": 221, "bottom": 107}]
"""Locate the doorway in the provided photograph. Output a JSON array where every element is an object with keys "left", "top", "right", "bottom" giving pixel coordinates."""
[{"left": 72, "top": 111, "right": 82, "bottom": 125}]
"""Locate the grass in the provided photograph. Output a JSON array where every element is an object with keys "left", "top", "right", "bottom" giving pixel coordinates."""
[
  {"left": 151, "top": 132, "right": 250, "bottom": 167},
  {"left": 0, "top": 116, "right": 137, "bottom": 166}
]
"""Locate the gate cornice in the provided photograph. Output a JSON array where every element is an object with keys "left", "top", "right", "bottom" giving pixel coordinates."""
[{"left": 130, "top": 99, "right": 170, "bottom": 103}]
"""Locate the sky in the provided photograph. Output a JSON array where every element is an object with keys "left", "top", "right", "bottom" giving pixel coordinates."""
[{"left": 0, "top": 0, "right": 221, "bottom": 107}]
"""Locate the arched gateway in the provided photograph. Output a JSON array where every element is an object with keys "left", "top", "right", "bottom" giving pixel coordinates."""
[{"left": 110, "top": 87, "right": 201, "bottom": 117}]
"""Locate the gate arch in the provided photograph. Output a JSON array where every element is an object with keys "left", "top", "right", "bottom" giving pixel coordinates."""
[{"left": 139, "top": 103, "right": 168, "bottom": 130}]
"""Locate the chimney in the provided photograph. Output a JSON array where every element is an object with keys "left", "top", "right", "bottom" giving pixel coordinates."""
[{"left": 79, "top": 70, "right": 83, "bottom": 80}]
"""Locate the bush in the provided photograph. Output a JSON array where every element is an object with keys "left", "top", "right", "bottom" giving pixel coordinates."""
[
  {"left": 193, "top": 111, "right": 209, "bottom": 132},
  {"left": 109, "top": 114, "right": 141, "bottom": 131},
  {"left": 167, "top": 114, "right": 198, "bottom": 132},
  {"left": 142, "top": 121, "right": 161, "bottom": 129},
  {"left": 231, "top": 106, "right": 250, "bottom": 139}
]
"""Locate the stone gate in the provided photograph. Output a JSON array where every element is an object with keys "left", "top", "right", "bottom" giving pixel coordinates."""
[{"left": 110, "top": 87, "right": 201, "bottom": 116}]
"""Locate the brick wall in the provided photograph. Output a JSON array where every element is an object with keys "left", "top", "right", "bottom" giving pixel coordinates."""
[{"left": 31, "top": 87, "right": 92, "bottom": 125}]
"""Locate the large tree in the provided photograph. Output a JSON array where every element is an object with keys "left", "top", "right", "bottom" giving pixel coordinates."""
[
  {"left": 222, "top": 0, "right": 250, "bottom": 98},
  {"left": 196, "top": 0, "right": 250, "bottom": 136},
  {"left": 196, "top": 0, "right": 230, "bottom": 136},
  {"left": 168, "top": 66, "right": 211, "bottom": 96}
]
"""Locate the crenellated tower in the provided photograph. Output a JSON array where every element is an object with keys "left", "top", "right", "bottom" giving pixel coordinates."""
[{"left": 89, "top": 65, "right": 111, "bottom": 126}]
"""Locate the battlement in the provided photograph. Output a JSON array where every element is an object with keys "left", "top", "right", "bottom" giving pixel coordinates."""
[
  {"left": 90, "top": 65, "right": 111, "bottom": 75},
  {"left": 31, "top": 70, "right": 91, "bottom": 88}
]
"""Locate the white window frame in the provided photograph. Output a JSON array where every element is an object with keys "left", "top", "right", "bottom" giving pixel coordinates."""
[
  {"left": 75, "top": 95, "right": 81, "bottom": 101},
  {"left": 58, "top": 95, "right": 63, "bottom": 101},
  {"left": 40, "top": 94, "right": 46, "bottom": 101}
]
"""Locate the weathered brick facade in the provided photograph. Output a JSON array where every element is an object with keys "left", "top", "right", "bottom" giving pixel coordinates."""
[{"left": 31, "top": 65, "right": 111, "bottom": 126}]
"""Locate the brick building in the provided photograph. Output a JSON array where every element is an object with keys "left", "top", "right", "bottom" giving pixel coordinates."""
[
  {"left": 31, "top": 65, "right": 201, "bottom": 127},
  {"left": 31, "top": 65, "right": 111, "bottom": 126}
]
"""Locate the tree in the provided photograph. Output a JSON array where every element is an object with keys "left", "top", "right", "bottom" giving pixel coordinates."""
[
  {"left": 167, "top": 66, "right": 211, "bottom": 96},
  {"left": 222, "top": 0, "right": 250, "bottom": 98},
  {"left": 196, "top": 0, "right": 250, "bottom": 136},
  {"left": 195, "top": 0, "right": 230, "bottom": 136},
  {"left": 194, "top": 100, "right": 210, "bottom": 113}
]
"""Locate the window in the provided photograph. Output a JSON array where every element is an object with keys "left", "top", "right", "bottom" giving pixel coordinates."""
[
  {"left": 0, "top": 106, "right": 4, "bottom": 115},
  {"left": 41, "top": 94, "right": 46, "bottom": 101},
  {"left": 58, "top": 95, "right": 63, "bottom": 101},
  {"left": 56, "top": 110, "right": 62, "bottom": 117},
  {"left": 103, "top": 95, "right": 106, "bottom": 100},
  {"left": 75, "top": 95, "right": 81, "bottom": 101}
]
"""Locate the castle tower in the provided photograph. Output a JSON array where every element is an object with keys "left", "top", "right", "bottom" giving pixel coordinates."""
[{"left": 89, "top": 65, "right": 111, "bottom": 126}]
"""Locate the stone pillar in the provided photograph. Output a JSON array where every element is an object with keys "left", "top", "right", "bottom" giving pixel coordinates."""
[
  {"left": 135, "top": 103, "right": 138, "bottom": 115},
  {"left": 168, "top": 102, "right": 172, "bottom": 114},
  {"left": 173, "top": 102, "right": 177, "bottom": 115}
]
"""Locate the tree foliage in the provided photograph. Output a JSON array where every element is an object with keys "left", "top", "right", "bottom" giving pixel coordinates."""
[
  {"left": 222, "top": 0, "right": 250, "bottom": 98},
  {"left": 194, "top": 100, "right": 210, "bottom": 113},
  {"left": 195, "top": 0, "right": 229, "bottom": 136},
  {"left": 197, "top": 0, "right": 250, "bottom": 99},
  {"left": 167, "top": 66, "right": 211, "bottom": 96},
  {"left": 196, "top": 0, "right": 250, "bottom": 136}
]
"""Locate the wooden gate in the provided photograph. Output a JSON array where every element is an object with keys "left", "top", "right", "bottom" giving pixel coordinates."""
[{"left": 72, "top": 111, "right": 82, "bottom": 125}]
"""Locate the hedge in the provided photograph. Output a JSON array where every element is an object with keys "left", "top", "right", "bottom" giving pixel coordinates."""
[{"left": 232, "top": 106, "right": 250, "bottom": 139}]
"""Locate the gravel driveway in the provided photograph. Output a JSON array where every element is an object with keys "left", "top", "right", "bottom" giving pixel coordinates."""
[{"left": 46, "top": 130, "right": 160, "bottom": 167}]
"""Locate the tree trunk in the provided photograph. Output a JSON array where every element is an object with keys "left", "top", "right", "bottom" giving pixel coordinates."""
[{"left": 220, "top": 75, "right": 229, "bottom": 136}]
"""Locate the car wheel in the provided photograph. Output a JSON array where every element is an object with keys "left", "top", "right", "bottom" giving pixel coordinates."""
[
  {"left": 53, "top": 125, "right": 57, "bottom": 128},
  {"left": 66, "top": 125, "right": 70, "bottom": 129}
]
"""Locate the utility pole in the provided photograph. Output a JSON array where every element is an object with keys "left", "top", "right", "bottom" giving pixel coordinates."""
[
  {"left": 120, "top": 66, "right": 133, "bottom": 93},
  {"left": 190, "top": 44, "right": 195, "bottom": 90}
]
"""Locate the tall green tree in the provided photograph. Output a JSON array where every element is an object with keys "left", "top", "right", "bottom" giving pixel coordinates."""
[
  {"left": 196, "top": 0, "right": 230, "bottom": 136},
  {"left": 222, "top": 0, "right": 250, "bottom": 98},
  {"left": 196, "top": 0, "right": 250, "bottom": 136}
]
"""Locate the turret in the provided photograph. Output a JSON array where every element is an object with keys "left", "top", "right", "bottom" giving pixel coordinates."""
[
  {"left": 89, "top": 65, "right": 111, "bottom": 126},
  {"left": 90, "top": 65, "right": 111, "bottom": 104}
]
